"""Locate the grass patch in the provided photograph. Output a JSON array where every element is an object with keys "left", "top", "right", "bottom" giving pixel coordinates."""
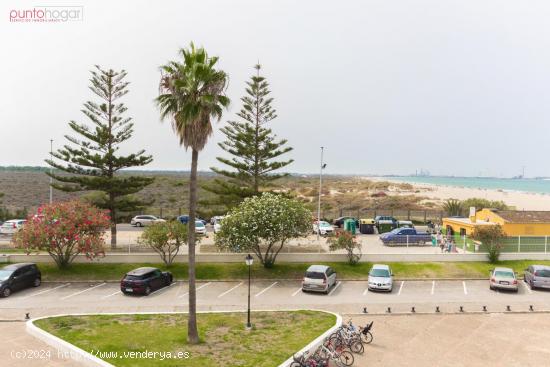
[
  {"left": 30, "top": 260, "right": 550, "bottom": 281},
  {"left": 34, "top": 311, "right": 335, "bottom": 367}
]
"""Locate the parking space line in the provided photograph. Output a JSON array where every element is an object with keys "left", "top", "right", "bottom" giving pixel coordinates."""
[
  {"left": 398, "top": 281, "right": 405, "bottom": 296},
  {"left": 291, "top": 287, "right": 302, "bottom": 297},
  {"left": 101, "top": 290, "right": 121, "bottom": 299},
  {"left": 362, "top": 287, "right": 369, "bottom": 296},
  {"left": 60, "top": 283, "right": 106, "bottom": 300},
  {"left": 22, "top": 283, "right": 70, "bottom": 299},
  {"left": 463, "top": 281, "right": 468, "bottom": 295},
  {"left": 522, "top": 281, "right": 533, "bottom": 294},
  {"left": 328, "top": 281, "right": 341, "bottom": 296},
  {"left": 255, "top": 282, "right": 278, "bottom": 297},
  {"left": 149, "top": 281, "right": 176, "bottom": 296},
  {"left": 431, "top": 281, "right": 435, "bottom": 295},
  {"left": 218, "top": 282, "right": 243, "bottom": 298},
  {"left": 179, "top": 282, "right": 211, "bottom": 298}
]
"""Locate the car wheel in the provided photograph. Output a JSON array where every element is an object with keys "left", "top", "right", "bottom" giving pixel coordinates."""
[
  {"left": 530, "top": 280, "right": 535, "bottom": 290},
  {"left": 489, "top": 285, "right": 494, "bottom": 291},
  {"left": 2, "top": 287, "right": 11, "bottom": 298},
  {"left": 33, "top": 278, "right": 41, "bottom": 287},
  {"left": 136, "top": 222, "right": 142, "bottom": 227},
  {"left": 166, "top": 275, "right": 173, "bottom": 286},
  {"left": 144, "top": 286, "right": 151, "bottom": 296}
]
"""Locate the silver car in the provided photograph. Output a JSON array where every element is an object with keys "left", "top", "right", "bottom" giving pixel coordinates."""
[
  {"left": 489, "top": 267, "right": 518, "bottom": 292},
  {"left": 130, "top": 215, "right": 165, "bottom": 227},
  {"left": 302, "top": 265, "right": 337, "bottom": 294},
  {"left": 368, "top": 264, "right": 393, "bottom": 292},
  {"left": 0, "top": 219, "right": 26, "bottom": 235},
  {"left": 524, "top": 265, "right": 550, "bottom": 290}
]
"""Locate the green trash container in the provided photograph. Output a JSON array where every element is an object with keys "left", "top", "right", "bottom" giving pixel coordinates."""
[
  {"left": 377, "top": 220, "right": 394, "bottom": 233},
  {"left": 344, "top": 219, "right": 356, "bottom": 235}
]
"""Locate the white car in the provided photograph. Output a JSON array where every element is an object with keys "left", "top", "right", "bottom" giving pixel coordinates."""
[
  {"left": 213, "top": 216, "right": 224, "bottom": 233},
  {"left": 195, "top": 220, "right": 207, "bottom": 236},
  {"left": 0, "top": 219, "right": 26, "bottom": 235},
  {"left": 313, "top": 221, "right": 334, "bottom": 236},
  {"left": 368, "top": 264, "right": 393, "bottom": 292},
  {"left": 130, "top": 215, "right": 165, "bottom": 227},
  {"left": 210, "top": 215, "right": 223, "bottom": 225}
]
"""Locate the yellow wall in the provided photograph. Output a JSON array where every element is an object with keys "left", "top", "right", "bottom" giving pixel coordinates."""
[
  {"left": 443, "top": 209, "right": 550, "bottom": 236},
  {"left": 474, "top": 209, "right": 505, "bottom": 225}
]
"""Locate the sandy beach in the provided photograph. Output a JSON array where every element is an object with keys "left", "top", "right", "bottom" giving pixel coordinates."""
[{"left": 369, "top": 177, "right": 550, "bottom": 211}]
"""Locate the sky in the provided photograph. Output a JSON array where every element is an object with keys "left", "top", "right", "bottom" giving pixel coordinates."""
[{"left": 3, "top": 0, "right": 550, "bottom": 177}]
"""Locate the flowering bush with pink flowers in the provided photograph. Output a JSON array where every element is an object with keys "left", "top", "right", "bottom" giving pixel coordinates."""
[{"left": 12, "top": 201, "right": 110, "bottom": 268}]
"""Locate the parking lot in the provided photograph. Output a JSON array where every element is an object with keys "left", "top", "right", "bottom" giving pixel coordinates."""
[{"left": 2, "top": 279, "right": 550, "bottom": 319}]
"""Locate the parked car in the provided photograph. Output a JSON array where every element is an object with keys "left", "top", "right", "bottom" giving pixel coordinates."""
[
  {"left": 130, "top": 215, "right": 165, "bottom": 227},
  {"left": 302, "top": 265, "right": 337, "bottom": 294},
  {"left": 213, "top": 216, "right": 224, "bottom": 233},
  {"left": 379, "top": 227, "right": 431, "bottom": 246},
  {"left": 374, "top": 215, "right": 397, "bottom": 224},
  {"left": 313, "top": 221, "right": 334, "bottom": 236},
  {"left": 177, "top": 215, "right": 208, "bottom": 225},
  {"left": 120, "top": 267, "right": 173, "bottom": 296},
  {"left": 489, "top": 267, "right": 518, "bottom": 292},
  {"left": 524, "top": 265, "right": 550, "bottom": 290},
  {"left": 397, "top": 220, "right": 414, "bottom": 228},
  {"left": 368, "top": 264, "right": 393, "bottom": 292},
  {"left": 0, "top": 263, "right": 41, "bottom": 298},
  {"left": 195, "top": 220, "right": 207, "bottom": 236},
  {"left": 210, "top": 215, "right": 224, "bottom": 225},
  {"left": 0, "top": 219, "right": 26, "bottom": 235},
  {"left": 333, "top": 216, "right": 358, "bottom": 228}
]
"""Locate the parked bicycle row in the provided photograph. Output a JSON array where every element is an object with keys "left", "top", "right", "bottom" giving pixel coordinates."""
[{"left": 290, "top": 319, "right": 374, "bottom": 367}]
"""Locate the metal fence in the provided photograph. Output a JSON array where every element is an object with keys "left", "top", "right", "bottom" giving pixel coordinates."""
[{"left": 439, "top": 234, "right": 550, "bottom": 254}]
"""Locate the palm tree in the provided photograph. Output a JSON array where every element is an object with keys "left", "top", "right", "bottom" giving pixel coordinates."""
[
  {"left": 156, "top": 43, "right": 229, "bottom": 344},
  {"left": 442, "top": 199, "right": 463, "bottom": 217}
]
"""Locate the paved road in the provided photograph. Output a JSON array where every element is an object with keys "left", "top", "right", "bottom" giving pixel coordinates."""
[{"left": 1, "top": 279, "right": 549, "bottom": 320}]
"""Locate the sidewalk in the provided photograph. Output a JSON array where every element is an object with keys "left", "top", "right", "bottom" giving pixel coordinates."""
[{"left": 1, "top": 322, "right": 81, "bottom": 367}]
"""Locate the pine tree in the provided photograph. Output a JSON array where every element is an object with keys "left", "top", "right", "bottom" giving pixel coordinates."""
[
  {"left": 202, "top": 64, "right": 293, "bottom": 212},
  {"left": 46, "top": 66, "right": 154, "bottom": 249}
]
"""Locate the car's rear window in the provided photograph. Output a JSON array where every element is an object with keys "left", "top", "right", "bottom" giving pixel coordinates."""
[
  {"left": 125, "top": 274, "right": 145, "bottom": 281},
  {"left": 494, "top": 271, "right": 514, "bottom": 278},
  {"left": 370, "top": 269, "right": 390, "bottom": 277},
  {"left": 535, "top": 270, "right": 550, "bottom": 277},
  {"left": 306, "top": 271, "right": 325, "bottom": 279}
]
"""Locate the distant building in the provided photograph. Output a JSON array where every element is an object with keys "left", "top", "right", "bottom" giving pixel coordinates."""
[{"left": 442, "top": 208, "right": 550, "bottom": 236}]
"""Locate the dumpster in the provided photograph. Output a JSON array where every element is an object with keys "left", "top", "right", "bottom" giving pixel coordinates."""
[
  {"left": 377, "top": 220, "right": 395, "bottom": 233},
  {"left": 344, "top": 218, "right": 357, "bottom": 235},
  {"left": 359, "top": 219, "right": 375, "bottom": 234}
]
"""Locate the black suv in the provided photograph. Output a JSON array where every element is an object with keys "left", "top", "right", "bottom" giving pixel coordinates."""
[
  {"left": 121, "top": 267, "right": 173, "bottom": 296},
  {"left": 0, "top": 263, "right": 41, "bottom": 298}
]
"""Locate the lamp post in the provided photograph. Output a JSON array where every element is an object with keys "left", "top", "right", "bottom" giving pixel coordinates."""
[
  {"left": 245, "top": 254, "right": 253, "bottom": 329},
  {"left": 316, "top": 147, "right": 326, "bottom": 242},
  {"left": 49, "top": 139, "right": 53, "bottom": 204}
]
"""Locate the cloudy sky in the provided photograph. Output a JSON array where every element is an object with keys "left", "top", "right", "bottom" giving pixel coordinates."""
[{"left": 3, "top": 0, "right": 550, "bottom": 177}]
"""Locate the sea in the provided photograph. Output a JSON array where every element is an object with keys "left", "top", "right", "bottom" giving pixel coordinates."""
[{"left": 387, "top": 176, "right": 550, "bottom": 195}]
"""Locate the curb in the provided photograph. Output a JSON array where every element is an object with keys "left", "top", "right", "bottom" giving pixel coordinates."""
[
  {"left": 41, "top": 277, "right": 490, "bottom": 283},
  {"left": 26, "top": 309, "right": 341, "bottom": 367},
  {"left": 26, "top": 317, "right": 113, "bottom": 367}
]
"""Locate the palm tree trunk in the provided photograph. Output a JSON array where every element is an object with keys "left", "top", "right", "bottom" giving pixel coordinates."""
[{"left": 187, "top": 148, "right": 199, "bottom": 344}]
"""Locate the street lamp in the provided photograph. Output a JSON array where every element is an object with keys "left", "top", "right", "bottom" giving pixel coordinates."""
[
  {"left": 245, "top": 254, "right": 253, "bottom": 329},
  {"left": 316, "top": 147, "right": 326, "bottom": 242},
  {"left": 49, "top": 139, "right": 53, "bottom": 204}
]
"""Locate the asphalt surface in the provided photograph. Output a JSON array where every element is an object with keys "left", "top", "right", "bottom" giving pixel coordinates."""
[{"left": 1, "top": 279, "right": 549, "bottom": 319}]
